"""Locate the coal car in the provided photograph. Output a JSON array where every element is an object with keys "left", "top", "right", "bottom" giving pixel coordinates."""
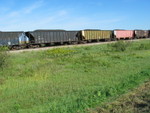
[
  {"left": 114, "top": 30, "right": 134, "bottom": 40},
  {"left": 25, "top": 30, "right": 79, "bottom": 47},
  {"left": 135, "top": 30, "right": 149, "bottom": 38},
  {"left": 79, "top": 30, "right": 113, "bottom": 42},
  {"left": 0, "top": 31, "right": 29, "bottom": 49}
]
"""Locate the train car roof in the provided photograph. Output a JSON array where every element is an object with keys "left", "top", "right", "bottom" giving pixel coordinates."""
[
  {"left": 0, "top": 31, "right": 24, "bottom": 33},
  {"left": 33, "top": 29, "right": 67, "bottom": 32}
]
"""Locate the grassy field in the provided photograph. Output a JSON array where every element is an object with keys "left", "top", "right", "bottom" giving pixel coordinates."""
[
  {"left": 89, "top": 80, "right": 150, "bottom": 113},
  {"left": 0, "top": 40, "right": 150, "bottom": 113}
]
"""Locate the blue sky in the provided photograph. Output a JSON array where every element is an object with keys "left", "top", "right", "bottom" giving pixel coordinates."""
[{"left": 0, "top": 0, "right": 149, "bottom": 31}]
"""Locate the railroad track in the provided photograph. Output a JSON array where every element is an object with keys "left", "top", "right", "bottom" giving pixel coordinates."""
[{"left": 9, "top": 38, "right": 150, "bottom": 53}]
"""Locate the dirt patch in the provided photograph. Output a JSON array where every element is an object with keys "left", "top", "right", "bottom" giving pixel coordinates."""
[{"left": 87, "top": 80, "right": 150, "bottom": 113}]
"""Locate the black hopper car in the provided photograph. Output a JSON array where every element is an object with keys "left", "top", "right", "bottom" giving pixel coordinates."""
[{"left": 25, "top": 30, "right": 79, "bottom": 48}]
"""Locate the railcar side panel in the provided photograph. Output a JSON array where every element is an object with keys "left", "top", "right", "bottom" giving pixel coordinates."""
[
  {"left": 135, "top": 30, "right": 149, "bottom": 38},
  {"left": 27, "top": 30, "right": 79, "bottom": 44},
  {"left": 114, "top": 30, "right": 134, "bottom": 39},
  {"left": 81, "top": 30, "right": 112, "bottom": 41},
  {"left": 0, "top": 32, "right": 26, "bottom": 46}
]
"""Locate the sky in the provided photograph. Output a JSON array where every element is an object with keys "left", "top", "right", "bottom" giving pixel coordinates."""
[{"left": 0, "top": 0, "right": 150, "bottom": 31}]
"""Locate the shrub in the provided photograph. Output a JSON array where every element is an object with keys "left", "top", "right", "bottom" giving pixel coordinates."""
[
  {"left": 109, "top": 41, "right": 131, "bottom": 52},
  {"left": 136, "top": 43, "right": 150, "bottom": 50},
  {"left": 0, "top": 46, "right": 9, "bottom": 69}
]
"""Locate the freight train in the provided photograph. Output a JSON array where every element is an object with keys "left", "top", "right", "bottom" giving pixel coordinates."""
[{"left": 0, "top": 29, "right": 149, "bottom": 49}]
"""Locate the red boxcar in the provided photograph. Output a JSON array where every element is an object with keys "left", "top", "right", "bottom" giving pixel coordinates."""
[{"left": 114, "top": 30, "right": 134, "bottom": 39}]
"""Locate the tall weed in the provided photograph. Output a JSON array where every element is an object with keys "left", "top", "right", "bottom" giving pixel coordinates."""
[
  {"left": 136, "top": 43, "right": 150, "bottom": 50},
  {"left": 108, "top": 41, "right": 132, "bottom": 52},
  {"left": 0, "top": 46, "right": 9, "bottom": 69}
]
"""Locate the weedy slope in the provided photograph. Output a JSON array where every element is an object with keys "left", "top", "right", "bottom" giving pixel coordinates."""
[{"left": 0, "top": 40, "right": 150, "bottom": 113}]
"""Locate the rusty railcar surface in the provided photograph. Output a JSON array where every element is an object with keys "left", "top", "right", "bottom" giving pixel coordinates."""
[
  {"left": 80, "top": 30, "right": 112, "bottom": 41},
  {"left": 26, "top": 30, "right": 79, "bottom": 44},
  {"left": 135, "top": 30, "right": 149, "bottom": 38},
  {"left": 114, "top": 30, "right": 134, "bottom": 39},
  {"left": 0, "top": 32, "right": 24, "bottom": 46}
]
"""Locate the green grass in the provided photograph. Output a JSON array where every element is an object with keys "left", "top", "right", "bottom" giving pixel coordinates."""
[
  {"left": 0, "top": 46, "right": 9, "bottom": 69},
  {"left": 0, "top": 40, "right": 150, "bottom": 113},
  {"left": 88, "top": 80, "right": 150, "bottom": 113}
]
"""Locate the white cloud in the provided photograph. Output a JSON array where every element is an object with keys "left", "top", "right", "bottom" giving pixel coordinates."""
[
  {"left": 58, "top": 10, "right": 68, "bottom": 16},
  {"left": 0, "top": 9, "right": 69, "bottom": 31},
  {"left": 3, "top": 0, "right": 44, "bottom": 19},
  {"left": 0, "top": 7, "right": 10, "bottom": 14},
  {"left": 9, "top": 11, "right": 20, "bottom": 17},
  {"left": 23, "top": 0, "right": 44, "bottom": 14}
]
